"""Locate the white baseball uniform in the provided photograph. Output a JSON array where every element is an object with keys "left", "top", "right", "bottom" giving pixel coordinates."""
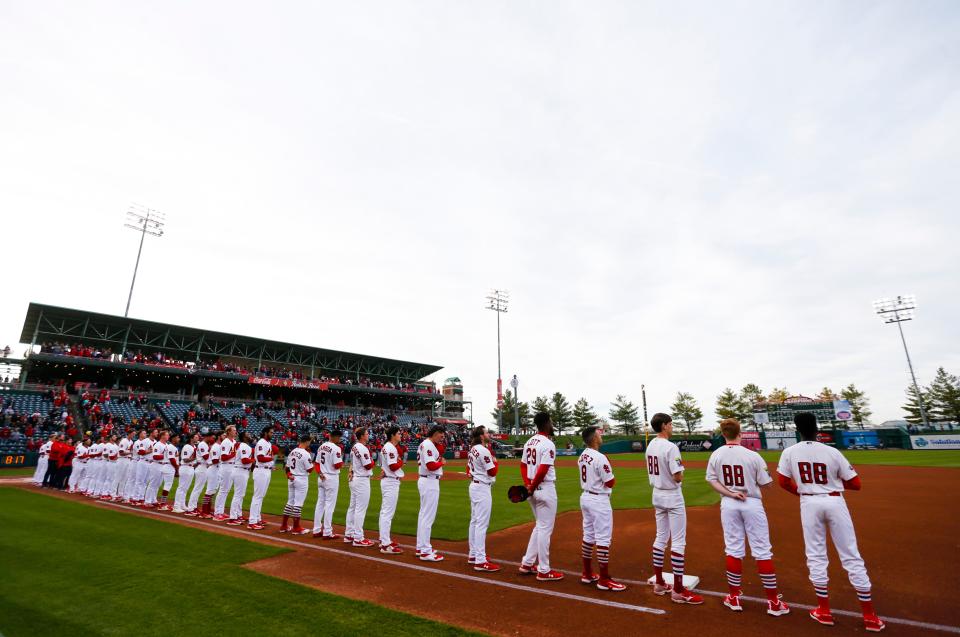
[
  {"left": 33, "top": 441, "right": 52, "bottom": 485},
  {"left": 706, "top": 443, "right": 774, "bottom": 560},
  {"left": 312, "top": 441, "right": 343, "bottom": 536},
  {"left": 229, "top": 441, "right": 253, "bottom": 520},
  {"left": 378, "top": 441, "right": 404, "bottom": 546},
  {"left": 416, "top": 438, "right": 444, "bottom": 556},
  {"left": 345, "top": 442, "right": 373, "bottom": 541},
  {"left": 646, "top": 437, "right": 687, "bottom": 553},
  {"left": 97, "top": 441, "right": 119, "bottom": 496},
  {"left": 144, "top": 439, "right": 166, "bottom": 504},
  {"left": 158, "top": 441, "right": 177, "bottom": 491},
  {"left": 249, "top": 438, "right": 275, "bottom": 525},
  {"left": 82, "top": 442, "right": 101, "bottom": 494},
  {"left": 113, "top": 437, "right": 133, "bottom": 498},
  {"left": 284, "top": 447, "right": 312, "bottom": 516},
  {"left": 214, "top": 438, "right": 238, "bottom": 516},
  {"left": 133, "top": 437, "right": 154, "bottom": 502},
  {"left": 174, "top": 442, "right": 197, "bottom": 511},
  {"left": 68, "top": 442, "right": 87, "bottom": 492},
  {"left": 203, "top": 439, "right": 222, "bottom": 497},
  {"left": 186, "top": 440, "right": 210, "bottom": 511},
  {"left": 777, "top": 441, "right": 872, "bottom": 593},
  {"left": 521, "top": 433, "right": 557, "bottom": 574},
  {"left": 467, "top": 444, "right": 497, "bottom": 564},
  {"left": 578, "top": 447, "right": 614, "bottom": 548}
]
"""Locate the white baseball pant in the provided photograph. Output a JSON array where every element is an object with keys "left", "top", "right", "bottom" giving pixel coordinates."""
[
  {"left": 229, "top": 468, "right": 250, "bottom": 520},
  {"left": 215, "top": 466, "right": 236, "bottom": 515},
  {"left": 580, "top": 492, "right": 613, "bottom": 547},
  {"left": 68, "top": 463, "right": 85, "bottom": 492},
  {"left": 652, "top": 488, "right": 686, "bottom": 554},
  {"left": 174, "top": 465, "right": 196, "bottom": 510},
  {"left": 468, "top": 481, "right": 493, "bottom": 563},
  {"left": 98, "top": 462, "right": 117, "bottom": 496},
  {"left": 378, "top": 477, "right": 401, "bottom": 545},
  {"left": 286, "top": 475, "right": 308, "bottom": 508},
  {"left": 800, "top": 495, "right": 871, "bottom": 590},
  {"left": 33, "top": 456, "right": 48, "bottom": 485},
  {"left": 133, "top": 460, "right": 149, "bottom": 501},
  {"left": 416, "top": 476, "right": 440, "bottom": 555},
  {"left": 112, "top": 458, "right": 131, "bottom": 497},
  {"left": 312, "top": 475, "right": 339, "bottom": 535},
  {"left": 249, "top": 467, "right": 272, "bottom": 524},
  {"left": 721, "top": 496, "right": 773, "bottom": 560},
  {"left": 522, "top": 482, "right": 557, "bottom": 574},
  {"left": 159, "top": 465, "right": 175, "bottom": 491},
  {"left": 144, "top": 463, "right": 162, "bottom": 505},
  {"left": 204, "top": 464, "right": 221, "bottom": 495},
  {"left": 186, "top": 464, "right": 208, "bottom": 510},
  {"left": 81, "top": 461, "right": 99, "bottom": 493},
  {"left": 345, "top": 476, "right": 371, "bottom": 540}
]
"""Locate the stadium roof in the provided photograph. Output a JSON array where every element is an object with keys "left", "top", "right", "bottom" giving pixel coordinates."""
[{"left": 19, "top": 303, "right": 442, "bottom": 382}]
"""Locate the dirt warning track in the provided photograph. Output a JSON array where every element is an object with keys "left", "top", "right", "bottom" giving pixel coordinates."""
[{"left": 17, "top": 463, "right": 960, "bottom": 636}]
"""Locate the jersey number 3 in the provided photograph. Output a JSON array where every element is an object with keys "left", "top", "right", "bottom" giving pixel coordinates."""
[{"left": 797, "top": 461, "right": 828, "bottom": 485}]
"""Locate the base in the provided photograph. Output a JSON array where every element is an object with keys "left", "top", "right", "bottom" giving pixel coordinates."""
[{"left": 646, "top": 573, "right": 701, "bottom": 589}]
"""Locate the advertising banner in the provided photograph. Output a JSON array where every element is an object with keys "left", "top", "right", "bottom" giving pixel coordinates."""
[
  {"left": 247, "top": 376, "right": 329, "bottom": 391},
  {"left": 910, "top": 434, "right": 960, "bottom": 450},
  {"left": 833, "top": 399, "right": 854, "bottom": 422},
  {"left": 674, "top": 439, "right": 714, "bottom": 452},
  {"left": 841, "top": 430, "right": 880, "bottom": 448},
  {"left": 764, "top": 430, "right": 797, "bottom": 450},
  {"left": 816, "top": 431, "right": 835, "bottom": 445},
  {"left": 741, "top": 430, "right": 761, "bottom": 451}
]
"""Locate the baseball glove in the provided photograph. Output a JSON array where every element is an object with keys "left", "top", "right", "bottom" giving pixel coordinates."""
[{"left": 507, "top": 484, "right": 530, "bottom": 503}]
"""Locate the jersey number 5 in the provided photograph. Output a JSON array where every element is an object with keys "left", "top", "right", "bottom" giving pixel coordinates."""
[
  {"left": 797, "top": 461, "right": 828, "bottom": 485},
  {"left": 647, "top": 456, "right": 659, "bottom": 475}
]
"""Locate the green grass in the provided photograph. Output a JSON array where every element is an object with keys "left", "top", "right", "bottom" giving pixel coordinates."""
[
  {"left": 0, "top": 467, "right": 36, "bottom": 476},
  {"left": 159, "top": 461, "right": 719, "bottom": 541},
  {"left": 0, "top": 488, "right": 484, "bottom": 637}
]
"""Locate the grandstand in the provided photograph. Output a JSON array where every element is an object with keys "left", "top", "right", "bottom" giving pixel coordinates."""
[{"left": 2, "top": 303, "right": 466, "bottom": 456}]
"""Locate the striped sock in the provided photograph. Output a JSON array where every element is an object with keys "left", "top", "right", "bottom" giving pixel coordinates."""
[
  {"left": 597, "top": 545, "right": 610, "bottom": 579},
  {"left": 757, "top": 559, "right": 779, "bottom": 602},
  {"left": 725, "top": 555, "right": 743, "bottom": 595},
  {"left": 813, "top": 582, "right": 830, "bottom": 611},
  {"left": 652, "top": 547, "right": 666, "bottom": 584},
  {"left": 581, "top": 541, "right": 595, "bottom": 575},
  {"left": 856, "top": 588, "right": 875, "bottom": 616},
  {"left": 671, "top": 552, "right": 686, "bottom": 592}
]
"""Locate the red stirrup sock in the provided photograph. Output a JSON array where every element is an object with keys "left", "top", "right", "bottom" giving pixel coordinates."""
[
  {"left": 757, "top": 558, "right": 779, "bottom": 602},
  {"left": 652, "top": 547, "right": 666, "bottom": 585},
  {"left": 725, "top": 555, "right": 743, "bottom": 596}
]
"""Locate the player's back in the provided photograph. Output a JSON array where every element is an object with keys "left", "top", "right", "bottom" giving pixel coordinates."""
[
  {"left": 645, "top": 437, "right": 682, "bottom": 490},
  {"left": 706, "top": 444, "right": 771, "bottom": 499},
  {"left": 778, "top": 440, "right": 856, "bottom": 495},
  {"left": 578, "top": 447, "right": 613, "bottom": 494}
]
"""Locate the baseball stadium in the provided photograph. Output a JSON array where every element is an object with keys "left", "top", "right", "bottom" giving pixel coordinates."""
[{"left": 1, "top": 302, "right": 958, "bottom": 637}]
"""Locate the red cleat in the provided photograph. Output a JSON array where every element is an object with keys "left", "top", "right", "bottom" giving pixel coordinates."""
[
  {"left": 247, "top": 523, "right": 266, "bottom": 530},
  {"left": 183, "top": 510, "right": 199, "bottom": 517},
  {"left": 352, "top": 539, "right": 376, "bottom": 548},
  {"left": 536, "top": 570, "right": 564, "bottom": 582},
  {"left": 864, "top": 615, "right": 886, "bottom": 632},
  {"left": 671, "top": 590, "right": 704, "bottom": 604},
  {"left": 474, "top": 561, "right": 501, "bottom": 573},
  {"left": 597, "top": 578, "right": 627, "bottom": 592},
  {"left": 225, "top": 518, "right": 244, "bottom": 526},
  {"left": 723, "top": 594, "right": 743, "bottom": 612},
  {"left": 291, "top": 528, "right": 310, "bottom": 535},
  {"left": 322, "top": 533, "right": 341, "bottom": 540},
  {"left": 518, "top": 563, "right": 536, "bottom": 575},
  {"left": 767, "top": 598, "right": 790, "bottom": 616},
  {"left": 809, "top": 608, "right": 835, "bottom": 626},
  {"left": 580, "top": 572, "right": 600, "bottom": 584}
]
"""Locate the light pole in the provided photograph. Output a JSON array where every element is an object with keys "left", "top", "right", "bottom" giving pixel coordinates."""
[
  {"left": 510, "top": 374, "right": 519, "bottom": 436},
  {"left": 124, "top": 205, "right": 165, "bottom": 317},
  {"left": 486, "top": 290, "right": 509, "bottom": 432},
  {"left": 873, "top": 295, "right": 929, "bottom": 428},
  {"left": 641, "top": 384, "right": 649, "bottom": 444}
]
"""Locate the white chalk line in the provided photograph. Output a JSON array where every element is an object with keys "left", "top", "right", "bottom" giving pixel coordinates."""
[{"left": 94, "top": 499, "right": 665, "bottom": 616}]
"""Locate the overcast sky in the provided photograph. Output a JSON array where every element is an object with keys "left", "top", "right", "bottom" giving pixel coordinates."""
[{"left": 1, "top": 1, "right": 958, "bottom": 427}]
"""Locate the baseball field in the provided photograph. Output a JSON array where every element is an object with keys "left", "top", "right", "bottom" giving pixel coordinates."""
[{"left": 2, "top": 450, "right": 959, "bottom": 637}]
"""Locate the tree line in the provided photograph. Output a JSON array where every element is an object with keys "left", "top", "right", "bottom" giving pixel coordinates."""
[{"left": 902, "top": 366, "right": 960, "bottom": 425}]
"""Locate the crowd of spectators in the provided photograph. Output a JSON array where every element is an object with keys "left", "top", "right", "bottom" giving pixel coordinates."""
[{"left": 1, "top": 387, "right": 74, "bottom": 451}]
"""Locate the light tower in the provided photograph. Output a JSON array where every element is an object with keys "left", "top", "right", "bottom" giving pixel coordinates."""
[
  {"left": 124, "top": 204, "right": 165, "bottom": 317},
  {"left": 873, "top": 295, "right": 928, "bottom": 428},
  {"left": 486, "top": 289, "right": 509, "bottom": 432}
]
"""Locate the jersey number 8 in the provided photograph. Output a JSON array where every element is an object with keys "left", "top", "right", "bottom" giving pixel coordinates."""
[
  {"left": 721, "top": 464, "right": 745, "bottom": 487},
  {"left": 647, "top": 456, "right": 659, "bottom": 475},
  {"left": 797, "top": 461, "right": 828, "bottom": 485}
]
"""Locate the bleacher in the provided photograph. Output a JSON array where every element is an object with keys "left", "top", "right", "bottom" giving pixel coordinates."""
[
  {"left": 1, "top": 392, "right": 54, "bottom": 418},
  {"left": 103, "top": 401, "right": 154, "bottom": 425},
  {"left": 0, "top": 390, "right": 61, "bottom": 453},
  {"left": 156, "top": 401, "right": 193, "bottom": 427}
]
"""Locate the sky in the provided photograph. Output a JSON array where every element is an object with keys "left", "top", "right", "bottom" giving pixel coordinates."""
[{"left": 1, "top": 1, "right": 958, "bottom": 428}]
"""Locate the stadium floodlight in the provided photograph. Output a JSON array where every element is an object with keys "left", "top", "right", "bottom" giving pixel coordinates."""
[
  {"left": 124, "top": 204, "right": 165, "bottom": 317},
  {"left": 873, "top": 295, "right": 928, "bottom": 428},
  {"left": 486, "top": 290, "right": 509, "bottom": 433}
]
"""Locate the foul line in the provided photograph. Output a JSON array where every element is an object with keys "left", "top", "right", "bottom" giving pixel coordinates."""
[
  {"left": 411, "top": 543, "right": 960, "bottom": 634},
  {"left": 96, "top": 500, "right": 665, "bottom": 616}
]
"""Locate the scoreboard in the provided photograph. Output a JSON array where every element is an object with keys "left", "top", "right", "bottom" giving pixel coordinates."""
[{"left": 2, "top": 453, "right": 28, "bottom": 467}]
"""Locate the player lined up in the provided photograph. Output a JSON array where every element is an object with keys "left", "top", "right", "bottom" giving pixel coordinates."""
[{"left": 54, "top": 410, "right": 885, "bottom": 632}]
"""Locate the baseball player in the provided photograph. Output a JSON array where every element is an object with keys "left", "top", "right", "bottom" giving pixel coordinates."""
[
  {"left": 132, "top": 430, "right": 156, "bottom": 505},
  {"left": 344, "top": 427, "right": 376, "bottom": 547},
  {"left": 777, "top": 413, "right": 885, "bottom": 632},
  {"left": 416, "top": 425, "right": 446, "bottom": 562},
  {"left": 113, "top": 431, "right": 134, "bottom": 500},
  {"left": 645, "top": 412, "right": 702, "bottom": 604},
  {"left": 312, "top": 430, "right": 344, "bottom": 539},
  {"left": 466, "top": 425, "right": 500, "bottom": 573},
  {"left": 173, "top": 433, "right": 200, "bottom": 513},
  {"left": 82, "top": 436, "right": 103, "bottom": 496},
  {"left": 377, "top": 426, "right": 405, "bottom": 554},
  {"left": 214, "top": 426, "right": 239, "bottom": 521},
  {"left": 280, "top": 433, "right": 313, "bottom": 534},
  {"left": 143, "top": 431, "right": 166, "bottom": 508},
  {"left": 519, "top": 413, "right": 562, "bottom": 581},
  {"left": 67, "top": 436, "right": 88, "bottom": 493},
  {"left": 248, "top": 426, "right": 276, "bottom": 530},
  {"left": 33, "top": 435, "right": 55, "bottom": 486},
  {"left": 97, "top": 435, "right": 120, "bottom": 500},
  {"left": 198, "top": 431, "right": 223, "bottom": 519},
  {"left": 126, "top": 430, "right": 147, "bottom": 503},
  {"left": 185, "top": 430, "right": 215, "bottom": 517},
  {"left": 578, "top": 426, "right": 625, "bottom": 591},
  {"left": 227, "top": 433, "right": 255, "bottom": 525},
  {"left": 156, "top": 431, "right": 179, "bottom": 510},
  {"left": 706, "top": 418, "right": 789, "bottom": 615}
]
